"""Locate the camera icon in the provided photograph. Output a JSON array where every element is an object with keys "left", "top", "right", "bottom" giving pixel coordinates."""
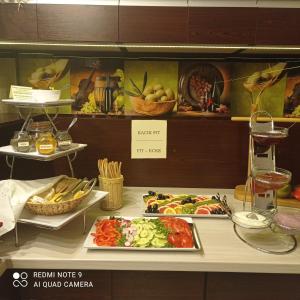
[{"left": 12, "top": 272, "right": 28, "bottom": 288}]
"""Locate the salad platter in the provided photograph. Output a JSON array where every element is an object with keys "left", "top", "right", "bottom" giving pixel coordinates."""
[
  {"left": 84, "top": 216, "right": 201, "bottom": 252},
  {"left": 143, "top": 191, "right": 228, "bottom": 218}
]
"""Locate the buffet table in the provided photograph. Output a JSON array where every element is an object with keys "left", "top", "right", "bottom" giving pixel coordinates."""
[{"left": 1, "top": 187, "right": 300, "bottom": 274}]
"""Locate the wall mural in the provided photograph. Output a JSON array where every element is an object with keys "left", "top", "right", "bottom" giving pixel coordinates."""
[{"left": 5, "top": 57, "right": 300, "bottom": 118}]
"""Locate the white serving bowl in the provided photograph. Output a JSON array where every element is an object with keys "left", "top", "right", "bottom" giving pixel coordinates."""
[{"left": 32, "top": 89, "right": 61, "bottom": 102}]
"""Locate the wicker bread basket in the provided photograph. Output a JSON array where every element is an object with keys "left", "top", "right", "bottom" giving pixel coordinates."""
[
  {"left": 25, "top": 178, "right": 96, "bottom": 216},
  {"left": 131, "top": 96, "right": 176, "bottom": 116}
]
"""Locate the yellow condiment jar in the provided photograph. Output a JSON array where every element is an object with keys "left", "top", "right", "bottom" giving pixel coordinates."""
[{"left": 36, "top": 132, "right": 57, "bottom": 155}]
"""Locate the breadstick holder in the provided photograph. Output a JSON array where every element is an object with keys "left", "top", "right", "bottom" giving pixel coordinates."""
[{"left": 98, "top": 175, "right": 123, "bottom": 210}]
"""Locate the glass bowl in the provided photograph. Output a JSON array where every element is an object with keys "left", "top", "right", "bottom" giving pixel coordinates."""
[
  {"left": 253, "top": 168, "right": 292, "bottom": 191},
  {"left": 253, "top": 168, "right": 291, "bottom": 192},
  {"left": 251, "top": 126, "right": 288, "bottom": 146},
  {"left": 272, "top": 212, "right": 300, "bottom": 235}
]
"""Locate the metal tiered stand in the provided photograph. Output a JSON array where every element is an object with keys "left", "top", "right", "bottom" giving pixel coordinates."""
[
  {"left": 231, "top": 111, "right": 297, "bottom": 254},
  {"left": 0, "top": 99, "right": 88, "bottom": 246},
  {"left": 0, "top": 99, "right": 87, "bottom": 179}
]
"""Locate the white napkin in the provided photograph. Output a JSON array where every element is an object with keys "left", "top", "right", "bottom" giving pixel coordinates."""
[{"left": 0, "top": 176, "right": 64, "bottom": 237}]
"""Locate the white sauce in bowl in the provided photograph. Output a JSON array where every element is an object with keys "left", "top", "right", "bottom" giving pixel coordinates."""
[{"left": 232, "top": 211, "right": 271, "bottom": 229}]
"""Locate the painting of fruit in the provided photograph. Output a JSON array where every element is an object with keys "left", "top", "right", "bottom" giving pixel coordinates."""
[
  {"left": 124, "top": 61, "right": 178, "bottom": 116},
  {"left": 125, "top": 70, "right": 177, "bottom": 116}
]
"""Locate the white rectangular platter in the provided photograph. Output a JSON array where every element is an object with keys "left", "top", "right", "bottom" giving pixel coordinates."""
[
  {"left": 84, "top": 216, "right": 202, "bottom": 252},
  {"left": 18, "top": 190, "right": 108, "bottom": 230},
  {"left": 144, "top": 212, "right": 228, "bottom": 218},
  {"left": 143, "top": 194, "right": 228, "bottom": 219},
  {"left": 0, "top": 143, "right": 87, "bottom": 161}
]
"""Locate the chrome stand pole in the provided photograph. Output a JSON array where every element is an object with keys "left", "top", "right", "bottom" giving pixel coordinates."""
[
  {"left": 6, "top": 156, "right": 15, "bottom": 179},
  {"left": 82, "top": 212, "right": 86, "bottom": 234},
  {"left": 15, "top": 223, "right": 19, "bottom": 247},
  {"left": 66, "top": 153, "right": 77, "bottom": 178},
  {"left": 43, "top": 108, "right": 58, "bottom": 133}
]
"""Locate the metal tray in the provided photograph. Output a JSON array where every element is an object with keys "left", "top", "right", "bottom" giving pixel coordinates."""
[
  {"left": 84, "top": 216, "right": 202, "bottom": 252},
  {"left": 18, "top": 190, "right": 108, "bottom": 230}
]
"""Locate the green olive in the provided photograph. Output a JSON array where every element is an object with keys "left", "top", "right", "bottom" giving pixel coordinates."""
[
  {"left": 165, "top": 88, "right": 174, "bottom": 100},
  {"left": 153, "top": 84, "right": 163, "bottom": 91},
  {"left": 155, "top": 89, "right": 165, "bottom": 98},
  {"left": 145, "top": 94, "right": 157, "bottom": 102},
  {"left": 143, "top": 86, "right": 154, "bottom": 96}
]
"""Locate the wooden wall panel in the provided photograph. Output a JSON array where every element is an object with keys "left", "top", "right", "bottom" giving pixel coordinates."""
[
  {"left": 119, "top": 6, "right": 188, "bottom": 43},
  {"left": 112, "top": 271, "right": 205, "bottom": 300},
  {"left": 0, "top": 3, "right": 38, "bottom": 41},
  {"left": 255, "top": 8, "right": 300, "bottom": 45},
  {"left": 1, "top": 117, "right": 299, "bottom": 188},
  {"left": 52, "top": 116, "right": 250, "bottom": 188},
  {"left": 206, "top": 272, "right": 300, "bottom": 300},
  {"left": 188, "top": 7, "right": 257, "bottom": 45},
  {"left": 37, "top": 5, "right": 118, "bottom": 42}
]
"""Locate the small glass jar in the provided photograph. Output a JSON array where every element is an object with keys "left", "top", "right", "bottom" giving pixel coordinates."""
[
  {"left": 27, "top": 121, "right": 53, "bottom": 152},
  {"left": 56, "top": 131, "right": 73, "bottom": 151},
  {"left": 36, "top": 132, "right": 57, "bottom": 155},
  {"left": 10, "top": 131, "right": 32, "bottom": 153}
]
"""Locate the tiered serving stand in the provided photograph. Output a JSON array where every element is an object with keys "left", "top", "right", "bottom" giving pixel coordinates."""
[
  {"left": 232, "top": 111, "right": 298, "bottom": 254},
  {"left": 0, "top": 99, "right": 93, "bottom": 246},
  {"left": 0, "top": 99, "right": 87, "bottom": 179}
]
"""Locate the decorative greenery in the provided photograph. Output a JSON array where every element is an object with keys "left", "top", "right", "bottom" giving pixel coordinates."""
[{"left": 125, "top": 71, "right": 148, "bottom": 98}]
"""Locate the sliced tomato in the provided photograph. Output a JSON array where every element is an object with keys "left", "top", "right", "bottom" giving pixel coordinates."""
[
  {"left": 160, "top": 217, "right": 194, "bottom": 248},
  {"left": 168, "top": 232, "right": 193, "bottom": 248}
]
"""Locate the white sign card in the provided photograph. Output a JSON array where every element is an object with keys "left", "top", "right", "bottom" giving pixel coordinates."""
[{"left": 131, "top": 120, "right": 167, "bottom": 159}]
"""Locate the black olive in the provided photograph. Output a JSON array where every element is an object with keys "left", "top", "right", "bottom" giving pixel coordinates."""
[
  {"left": 148, "top": 191, "right": 156, "bottom": 196},
  {"left": 157, "top": 194, "right": 165, "bottom": 200},
  {"left": 192, "top": 199, "right": 196, "bottom": 204}
]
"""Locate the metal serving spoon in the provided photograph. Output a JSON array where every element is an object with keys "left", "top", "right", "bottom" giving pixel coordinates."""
[{"left": 66, "top": 117, "right": 78, "bottom": 132}]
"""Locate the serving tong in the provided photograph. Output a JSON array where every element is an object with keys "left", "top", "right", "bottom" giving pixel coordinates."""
[
  {"left": 214, "top": 194, "right": 232, "bottom": 218},
  {"left": 52, "top": 177, "right": 96, "bottom": 202}
]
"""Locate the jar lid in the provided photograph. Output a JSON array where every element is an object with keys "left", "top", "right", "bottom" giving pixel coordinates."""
[{"left": 28, "top": 121, "right": 52, "bottom": 132}]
